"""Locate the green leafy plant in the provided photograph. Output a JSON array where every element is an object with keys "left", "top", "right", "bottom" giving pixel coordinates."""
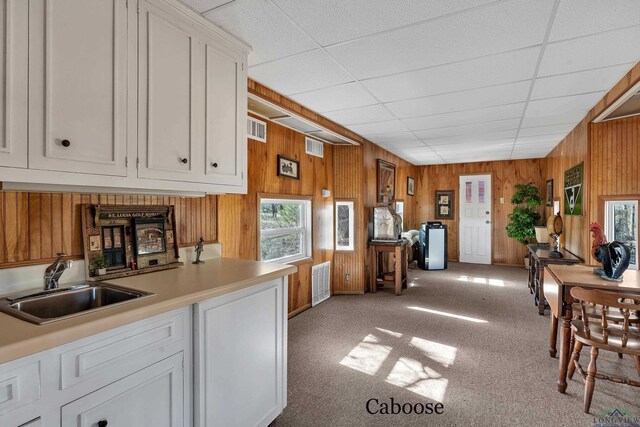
[
  {"left": 90, "top": 254, "right": 108, "bottom": 271},
  {"left": 506, "top": 182, "right": 542, "bottom": 245}
]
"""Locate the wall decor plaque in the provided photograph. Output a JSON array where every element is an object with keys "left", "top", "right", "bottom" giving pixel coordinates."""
[
  {"left": 435, "top": 190, "right": 454, "bottom": 219},
  {"left": 82, "top": 205, "right": 182, "bottom": 280},
  {"left": 564, "top": 162, "right": 583, "bottom": 216}
]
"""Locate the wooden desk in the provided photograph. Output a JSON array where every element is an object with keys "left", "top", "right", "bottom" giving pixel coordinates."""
[
  {"left": 545, "top": 264, "right": 640, "bottom": 394},
  {"left": 527, "top": 244, "right": 581, "bottom": 315},
  {"left": 369, "top": 240, "right": 408, "bottom": 296}
]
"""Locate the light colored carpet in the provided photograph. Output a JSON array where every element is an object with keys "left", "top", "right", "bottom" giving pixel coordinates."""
[{"left": 274, "top": 262, "right": 640, "bottom": 427}]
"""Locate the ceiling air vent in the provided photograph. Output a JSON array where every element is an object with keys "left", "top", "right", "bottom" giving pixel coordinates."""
[
  {"left": 305, "top": 137, "right": 324, "bottom": 158},
  {"left": 247, "top": 117, "right": 267, "bottom": 142}
]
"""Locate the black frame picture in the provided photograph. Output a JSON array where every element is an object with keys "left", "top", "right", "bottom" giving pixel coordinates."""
[
  {"left": 407, "top": 176, "right": 415, "bottom": 196},
  {"left": 377, "top": 159, "right": 396, "bottom": 202},
  {"left": 277, "top": 155, "right": 300, "bottom": 180},
  {"left": 435, "top": 190, "right": 454, "bottom": 219},
  {"left": 545, "top": 179, "right": 554, "bottom": 207}
]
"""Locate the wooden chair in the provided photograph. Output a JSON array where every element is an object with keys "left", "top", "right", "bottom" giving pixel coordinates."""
[{"left": 567, "top": 287, "right": 640, "bottom": 413}]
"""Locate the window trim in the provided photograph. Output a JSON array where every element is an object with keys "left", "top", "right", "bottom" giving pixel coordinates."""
[
  {"left": 603, "top": 198, "right": 638, "bottom": 270},
  {"left": 335, "top": 199, "right": 356, "bottom": 252},
  {"left": 257, "top": 193, "right": 312, "bottom": 263}
]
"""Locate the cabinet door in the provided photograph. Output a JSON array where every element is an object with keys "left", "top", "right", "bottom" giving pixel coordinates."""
[
  {"left": 202, "top": 43, "right": 246, "bottom": 186},
  {"left": 28, "top": 0, "right": 128, "bottom": 176},
  {"left": 194, "top": 278, "right": 287, "bottom": 427},
  {"left": 0, "top": 0, "right": 28, "bottom": 169},
  {"left": 137, "top": 0, "right": 204, "bottom": 182},
  {"left": 61, "top": 353, "right": 184, "bottom": 427}
]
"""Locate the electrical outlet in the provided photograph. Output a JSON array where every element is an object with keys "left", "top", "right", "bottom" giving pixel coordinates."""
[
  {"left": 345, "top": 273, "right": 351, "bottom": 281},
  {"left": 500, "top": 197, "right": 504, "bottom": 204}
]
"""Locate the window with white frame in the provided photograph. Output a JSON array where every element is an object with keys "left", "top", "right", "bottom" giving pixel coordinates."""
[
  {"left": 395, "top": 200, "right": 404, "bottom": 230},
  {"left": 259, "top": 197, "right": 312, "bottom": 263},
  {"left": 604, "top": 200, "right": 638, "bottom": 270},
  {"left": 335, "top": 200, "right": 355, "bottom": 251}
]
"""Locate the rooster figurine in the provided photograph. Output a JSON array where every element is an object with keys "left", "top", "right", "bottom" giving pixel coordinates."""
[{"left": 589, "top": 222, "right": 607, "bottom": 262}]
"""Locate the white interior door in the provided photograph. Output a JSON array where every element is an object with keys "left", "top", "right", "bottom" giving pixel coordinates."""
[{"left": 459, "top": 174, "right": 492, "bottom": 264}]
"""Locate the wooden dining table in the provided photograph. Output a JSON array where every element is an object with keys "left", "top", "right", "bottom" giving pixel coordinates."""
[{"left": 544, "top": 264, "right": 640, "bottom": 393}]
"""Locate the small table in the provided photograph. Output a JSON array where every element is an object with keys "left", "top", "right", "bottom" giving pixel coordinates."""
[
  {"left": 370, "top": 240, "right": 408, "bottom": 296},
  {"left": 527, "top": 244, "right": 581, "bottom": 315},
  {"left": 544, "top": 264, "right": 640, "bottom": 394}
]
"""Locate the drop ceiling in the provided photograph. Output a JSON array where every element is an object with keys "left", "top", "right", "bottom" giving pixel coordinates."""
[{"left": 184, "top": 0, "right": 640, "bottom": 165}]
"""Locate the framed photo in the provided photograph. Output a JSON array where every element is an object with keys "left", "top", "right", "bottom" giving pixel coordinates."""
[
  {"left": 435, "top": 190, "right": 454, "bottom": 219},
  {"left": 407, "top": 176, "right": 415, "bottom": 196},
  {"left": 545, "top": 179, "right": 554, "bottom": 207},
  {"left": 377, "top": 159, "right": 396, "bottom": 202},
  {"left": 277, "top": 155, "right": 300, "bottom": 180},
  {"left": 134, "top": 219, "right": 166, "bottom": 256}
]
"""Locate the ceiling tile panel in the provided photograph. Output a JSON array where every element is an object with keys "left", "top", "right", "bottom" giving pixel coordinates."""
[
  {"left": 203, "top": 0, "right": 317, "bottom": 65},
  {"left": 517, "top": 123, "right": 574, "bottom": 137},
  {"left": 549, "top": 0, "right": 640, "bottom": 42},
  {"left": 525, "top": 92, "right": 605, "bottom": 119},
  {"left": 347, "top": 120, "right": 408, "bottom": 136},
  {"left": 538, "top": 26, "right": 640, "bottom": 76},
  {"left": 531, "top": 64, "right": 633, "bottom": 100},
  {"left": 272, "top": 0, "right": 496, "bottom": 46},
  {"left": 386, "top": 81, "right": 530, "bottom": 118},
  {"left": 520, "top": 110, "right": 587, "bottom": 128},
  {"left": 414, "top": 118, "right": 521, "bottom": 140},
  {"left": 325, "top": 0, "right": 555, "bottom": 79},
  {"left": 323, "top": 104, "right": 395, "bottom": 125},
  {"left": 290, "top": 82, "right": 377, "bottom": 113},
  {"left": 366, "top": 132, "right": 419, "bottom": 144},
  {"left": 248, "top": 50, "right": 353, "bottom": 95},
  {"left": 362, "top": 47, "right": 540, "bottom": 102},
  {"left": 402, "top": 103, "right": 525, "bottom": 131}
]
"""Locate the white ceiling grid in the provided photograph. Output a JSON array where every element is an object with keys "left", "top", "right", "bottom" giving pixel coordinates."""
[{"left": 188, "top": 0, "right": 640, "bottom": 165}]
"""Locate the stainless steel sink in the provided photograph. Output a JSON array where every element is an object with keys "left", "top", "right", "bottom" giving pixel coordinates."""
[{"left": 0, "top": 283, "right": 154, "bottom": 325}]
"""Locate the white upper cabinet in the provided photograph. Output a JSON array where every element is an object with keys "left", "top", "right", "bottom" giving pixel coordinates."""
[
  {"left": 0, "top": 0, "right": 28, "bottom": 168},
  {"left": 28, "top": 0, "right": 128, "bottom": 176},
  {"left": 203, "top": 43, "right": 246, "bottom": 187},
  {"left": 137, "top": 0, "right": 204, "bottom": 182}
]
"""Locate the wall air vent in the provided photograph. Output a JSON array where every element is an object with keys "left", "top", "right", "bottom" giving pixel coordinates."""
[
  {"left": 247, "top": 117, "right": 267, "bottom": 142},
  {"left": 305, "top": 137, "right": 324, "bottom": 158}
]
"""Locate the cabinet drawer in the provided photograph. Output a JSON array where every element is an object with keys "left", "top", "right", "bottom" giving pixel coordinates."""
[
  {"left": 0, "top": 360, "right": 40, "bottom": 416},
  {"left": 60, "top": 308, "right": 187, "bottom": 390}
]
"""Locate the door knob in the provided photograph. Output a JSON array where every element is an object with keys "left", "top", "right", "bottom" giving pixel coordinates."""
[
  {"left": 180, "top": 158, "right": 188, "bottom": 164},
  {"left": 485, "top": 211, "right": 490, "bottom": 214},
  {"left": 211, "top": 162, "right": 218, "bottom": 168},
  {"left": 61, "top": 139, "right": 71, "bottom": 147},
  {"left": 486, "top": 220, "right": 491, "bottom": 224},
  {"left": 98, "top": 421, "right": 108, "bottom": 427}
]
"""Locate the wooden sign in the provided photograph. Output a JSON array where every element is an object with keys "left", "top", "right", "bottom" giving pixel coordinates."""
[{"left": 82, "top": 205, "right": 182, "bottom": 281}]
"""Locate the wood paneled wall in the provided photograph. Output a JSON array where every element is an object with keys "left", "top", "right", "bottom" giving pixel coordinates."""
[
  {"left": 415, "top": 159, "right": 543, "bottom": 265},
  {"left": 332, "top": 140, "right": 419, "bottom": 293},
  {"left": 217, "top": 114, "right": 334, "bottom": 316},
  {"left": 0, "top": 193, "right": 217, "bottom": 268},
  {"left": 589, "top": 116, "right": 640, "bottom": 247},
  {"left": 543, "top": 61, "right": 640, "bottom": 263}
]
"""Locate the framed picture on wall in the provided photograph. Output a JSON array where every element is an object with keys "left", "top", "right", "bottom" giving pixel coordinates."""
[
  {"left": 545, "top": 179, "right": 554, "bottom": 206},
  {"left": 277, "top": 155, "right": 300, "bottom": 180},
  {"left": 435, "top": 190, "right": 454, "bottom": 219},
  {"left": 377, "top": 159, "right": 396, "bottom": 202},
  {"left": 407, "top": 176, "right": 415, "bottom": 196},
  {"left": 564, "top": 162, "right": 583, "bottom": 215}
]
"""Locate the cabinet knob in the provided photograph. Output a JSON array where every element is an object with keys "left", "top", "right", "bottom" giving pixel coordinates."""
[
  {"left": 211, "top": 162, "right": 218, "bottom": 168},
  {"left": 180, "top": 157, "right": 188, "bottom": 164},
  {"left": 98, "top": 421, "right": 108, "bottom": 427},
  {"left": 61, "top": 139, "right": 71, "bottom": 147}
]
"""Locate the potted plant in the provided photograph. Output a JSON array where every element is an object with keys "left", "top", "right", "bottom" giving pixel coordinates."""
[
  {"left": 91, "top": 254, "right": 108, "bottom": 276},
  {"left": 506, "top": 182, "right": 542, "bottom": 268}
]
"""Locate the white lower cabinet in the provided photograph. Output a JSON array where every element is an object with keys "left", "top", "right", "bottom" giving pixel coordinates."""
[
  {"left": 194, "top": 278, "right": 288, "bottom": 427},
  {"left": 61, "top": 352, "right": 184, "bottom": 427}
]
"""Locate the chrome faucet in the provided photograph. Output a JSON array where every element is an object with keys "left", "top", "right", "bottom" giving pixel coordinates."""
[{"left": 44, "top": 253, "right": 71, "bottom": 290}]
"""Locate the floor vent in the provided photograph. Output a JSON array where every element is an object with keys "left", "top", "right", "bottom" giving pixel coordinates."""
[{"left": 312, "top": 261, "right": 331, "bottom": 307}]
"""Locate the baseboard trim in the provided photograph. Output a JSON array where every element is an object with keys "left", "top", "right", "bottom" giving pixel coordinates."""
[
  {"left": 288, "top": 303, "right": 311, "bottom": 319},
  {"left": 332, "top": 291, "right": 365, "bottom": 295}
]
